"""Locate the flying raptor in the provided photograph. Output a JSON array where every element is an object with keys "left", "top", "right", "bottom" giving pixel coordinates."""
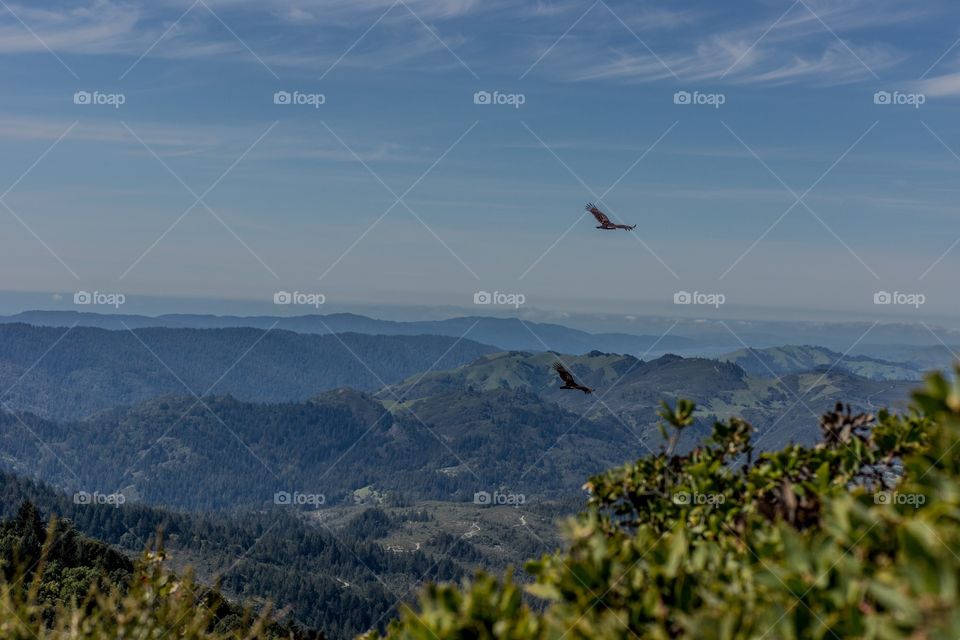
[
  {"left": 586, "top": 203, "right": 635, "bottom": 230},
  {"left": 553, "top": 361, "right": 593, "bottom": 394}
]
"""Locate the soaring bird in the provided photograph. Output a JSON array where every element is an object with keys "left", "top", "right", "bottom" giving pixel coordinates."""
[
  {"left": 586, "top": 203, "right": 635, "bottom": 230},
  {"left": 553, "top": 361, "right": 593, "bottom": 394}
]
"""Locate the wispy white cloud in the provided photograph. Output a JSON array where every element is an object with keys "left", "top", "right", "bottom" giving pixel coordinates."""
[
  {"left": 523, "top": 0, "right": 929, "bottom": 86},
  {"left": 0, "top": 0, "right": 939, "bottom": 84},
  {"left": 0, "top": 1, "right": 142, "bottom": 54},
  {"left": 918, "top": 71, "right": 960, "bottom": 97}
]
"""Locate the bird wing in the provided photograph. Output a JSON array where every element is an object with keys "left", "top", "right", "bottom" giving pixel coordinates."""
[
  {"left": 586, "top": 204, "right": 611, "bottom": 225},
  {"left": 553, "top": 361, "right": 576, "bottom": 385}
]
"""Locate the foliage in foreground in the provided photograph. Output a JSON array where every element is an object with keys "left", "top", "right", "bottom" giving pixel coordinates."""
[
  {"left": 0, "top": 505, "right": 319, "bottom": 640},
  {"left": 375, "top": 368, "right": 960, "bottom": 639}
]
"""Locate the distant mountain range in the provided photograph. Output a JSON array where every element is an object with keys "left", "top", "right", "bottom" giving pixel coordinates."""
[
  {"left": 382, "top": 350, "right": 915, "bottom": 451},
  {"left": 717, "top": 345, "right": 925, "bottom": 381},
  {"left": 1, "top": 349, "right": 916, "bottom": 512},
  {"left": 0, "top": 310, "right": 703, "bottom": 356},
  {"left": 0, "top": 323, "right": 496, "bottom": 420}
]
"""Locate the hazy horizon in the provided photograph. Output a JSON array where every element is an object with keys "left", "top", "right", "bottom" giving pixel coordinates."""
[{"left": 2, "top": 0, "right": 960, "bottom": 335}]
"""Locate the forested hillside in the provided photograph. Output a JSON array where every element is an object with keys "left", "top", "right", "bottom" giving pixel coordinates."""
[
  {"left": 0, "top": 324, "right": 496, "bottom": 419},
  {"left": 0, "top": 472, "right": 467, "bottom": 638},
  {"left": 376, "top": 370, "right": 960, "bottom": 639},
  {"left": 0, "top": 350, "right": 915, "bottom": 511}
]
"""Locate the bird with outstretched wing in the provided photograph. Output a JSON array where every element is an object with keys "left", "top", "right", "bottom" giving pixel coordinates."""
[
  {"left": 585, "top": 203, "right": 635, "bottom": 230},
  {"left": 553, "top": 361, "right": 593, "bottom": 394}
]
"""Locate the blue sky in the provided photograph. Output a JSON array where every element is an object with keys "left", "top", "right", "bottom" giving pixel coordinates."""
[{"left": 1, "top": 0, "right": 960, "bottom": 324}]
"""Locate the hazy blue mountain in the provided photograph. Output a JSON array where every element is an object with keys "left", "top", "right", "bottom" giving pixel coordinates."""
[
  {"left": 0, "top": 351, "right": 916, "bottom": 515},
  {"left": 851, "top": 343, "right": 960, "bottom": 373},
  {"left": 0, "top": 311, "right": 701, "bottom": 356},
  {"left": 0, "top": 323, "right": 496, "bottom": 420},
  {"left": 383, "top": 350, "right": 916, "bottom": 450},
  {"left": 0, "top": 386, "right": 635, "bottom": 510},
  {"left": 717, "top": 345, "right": 923, "bottom": 381}
]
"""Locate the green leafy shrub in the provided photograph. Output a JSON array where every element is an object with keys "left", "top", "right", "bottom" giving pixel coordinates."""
[
  {"left": 374, "top": 369, "right": 960, "bottom": 639},
  {"left": 0, "top": 509, "right": 320, "bottom": 640}
]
